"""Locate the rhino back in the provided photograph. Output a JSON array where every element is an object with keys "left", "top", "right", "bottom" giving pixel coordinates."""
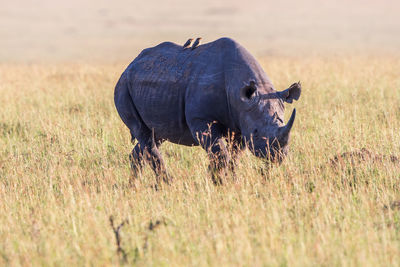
[
  {"left": 125, "top": 41, "right": 224, "bottom": 144},
  {"left": 122, "top": 38, "right": 269, "bottom": 144}
]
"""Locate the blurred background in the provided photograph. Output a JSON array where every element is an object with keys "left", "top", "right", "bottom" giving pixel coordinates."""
[{"left": 1, "top": 0, "right": 399, "bottom": 62}]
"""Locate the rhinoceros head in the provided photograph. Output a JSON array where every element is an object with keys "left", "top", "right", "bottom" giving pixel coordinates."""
[{"left": 238, "top": 81, "right": 301, "bottom": 162}]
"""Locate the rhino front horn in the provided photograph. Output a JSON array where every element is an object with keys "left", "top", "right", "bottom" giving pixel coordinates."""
[{"left": 278, "top": 108, "right": 296, "bottom": 144}]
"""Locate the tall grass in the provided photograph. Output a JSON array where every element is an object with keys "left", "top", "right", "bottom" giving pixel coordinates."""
[{"left": 0, "top": 56, "right": 400, "bottom": 266}]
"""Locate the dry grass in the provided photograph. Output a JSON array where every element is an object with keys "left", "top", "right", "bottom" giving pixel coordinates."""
[{"left": 1, "top": 55, "right": 400, "bottom": 266}]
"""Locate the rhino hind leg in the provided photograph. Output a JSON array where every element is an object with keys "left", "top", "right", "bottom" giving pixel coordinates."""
[
  {"left": 145, "top": 137, "right": 170, "bottom": 185},
  {"left": 130, "top": 133, "right": 170, "bottom": 186},
  {"left": 129, "top": 143, "right": 144, "bottom": 178},
  {"left": 114, "top": 74, "right": 170, "bottom": 186}
]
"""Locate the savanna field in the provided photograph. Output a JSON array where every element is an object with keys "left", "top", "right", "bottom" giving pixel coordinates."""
[{"left": 1, "top": 55, "right": 400, "bottom": 266}]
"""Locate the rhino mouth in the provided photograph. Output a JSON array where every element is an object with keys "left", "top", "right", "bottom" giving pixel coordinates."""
[
  {"left": 253, "top": 140, "right": 288, "bottom": 163},
  {"left": 251, "top": 108, "right": 296, "bottom": 163}
]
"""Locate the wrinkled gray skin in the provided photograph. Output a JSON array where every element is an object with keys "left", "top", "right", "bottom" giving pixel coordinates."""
[{"left": 114, "top": 37, "right": 301, "bottom": 184}]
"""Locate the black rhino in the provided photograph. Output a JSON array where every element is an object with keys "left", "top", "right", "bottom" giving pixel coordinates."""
[{"left": 114, "top": 37, "right": 301, "bottom": 184}]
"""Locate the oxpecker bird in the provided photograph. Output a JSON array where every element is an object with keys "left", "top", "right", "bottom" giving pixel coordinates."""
[
  {"left": 183, "top": 38, "right": 193, "bottom": 49},
  {"left": 191, "top": 37, "right": 202, "bottom": 50}
]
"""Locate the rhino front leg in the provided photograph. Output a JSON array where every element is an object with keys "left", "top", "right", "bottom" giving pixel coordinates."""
[
  {"left": 208, "top": 139, "right": 231, "bottom": 185},
  {"left": 226, "top": 132, "right": 244, "bottom": 174},
  {"left": 191, "top": 121, "right": 231, "bottom": 185}
]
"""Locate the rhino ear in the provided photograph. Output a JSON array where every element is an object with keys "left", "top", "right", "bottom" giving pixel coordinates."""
[
  {"left": 240, "top": 81, "right": 257, "bottom": 102},
  {"left": 279, "top": 82, "right": 301, "bottom": 103}
]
